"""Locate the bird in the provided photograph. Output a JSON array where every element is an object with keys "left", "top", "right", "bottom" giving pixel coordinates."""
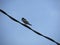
[{"left": 21, "top": 17, "right": 32, "bottom": 26}]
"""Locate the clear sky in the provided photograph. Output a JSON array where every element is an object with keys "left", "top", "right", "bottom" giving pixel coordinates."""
[{"left": 0, "top": 0, "right": 60, "bottom": 45}]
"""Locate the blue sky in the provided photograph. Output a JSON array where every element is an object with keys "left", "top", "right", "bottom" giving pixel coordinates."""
[{"left": 0, "top": 0, "right": 60, "bottom": 45}]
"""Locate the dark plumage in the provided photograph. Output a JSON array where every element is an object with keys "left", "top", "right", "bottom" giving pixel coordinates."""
[{"left": 21, "top": 17, "right": 32, "bottom": 26}]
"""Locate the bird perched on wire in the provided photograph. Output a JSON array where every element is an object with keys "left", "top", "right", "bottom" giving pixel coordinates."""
[{"left": 21, "top": 17, "right": 32, "bottom": 26}]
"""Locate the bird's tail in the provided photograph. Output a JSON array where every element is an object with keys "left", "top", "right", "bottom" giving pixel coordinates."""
[{"left": 28, "top": 23, "right": 32, "bottom": 26}]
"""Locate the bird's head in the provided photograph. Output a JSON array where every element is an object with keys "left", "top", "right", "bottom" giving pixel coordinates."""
[{"left": 22, "top": 17, "right": 25, "bottom": 19}]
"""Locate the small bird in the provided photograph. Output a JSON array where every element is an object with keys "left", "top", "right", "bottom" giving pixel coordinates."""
[{"left": 21, "top": 17, "right": 32, "bottom": 26}]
